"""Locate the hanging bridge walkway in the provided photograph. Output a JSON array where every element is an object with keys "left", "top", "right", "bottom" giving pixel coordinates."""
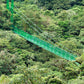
[{"left": 6, "top": 0, "right": 77, "bottom": 61}]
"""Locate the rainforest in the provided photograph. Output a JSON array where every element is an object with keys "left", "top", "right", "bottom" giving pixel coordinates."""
[{"left": 0, "top": 0, "right": 84, "bottom": 84}]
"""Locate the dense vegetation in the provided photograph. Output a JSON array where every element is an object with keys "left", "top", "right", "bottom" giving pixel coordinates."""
[{"left": 0, "top": 0, "right": 84, "bottom": 84}]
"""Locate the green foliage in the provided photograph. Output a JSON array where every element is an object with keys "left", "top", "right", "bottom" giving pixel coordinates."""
[
  {"left": 0, "top": 75, "right": 10, "bottom": 84},
  {"left": 0, "top": 49, "right": 24, "bottom": 75},
  {"left": 64, "top": 67, "right": 79, "bottom": 80},
  {"left": 0, "top": 3, "right": 11, "bottom": 30},
  {"left": 68, "top": 76, "right": 84, "bottom": 84},
  {"left": 76, "top": 54, "right": 84, "bottom": 64},
  {"left": 44, "top": 75, "right": 65, "bottom": 84},
  {"left": 37, "top": 0, "right": 84, "bottom": 10},
  {"left": 0, "top": 0, "right": 84, "bottom": 84}
]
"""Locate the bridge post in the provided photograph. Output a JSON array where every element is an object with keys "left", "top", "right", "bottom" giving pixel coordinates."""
[
  {"left": 7, "top": 0, "right": 9, "bottom": 10},
  {"left": 11, "top": 0, "right": 14, "bottom": 23}
]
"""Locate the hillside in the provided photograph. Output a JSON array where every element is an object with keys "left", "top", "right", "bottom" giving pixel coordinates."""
[{"left": 0, "top": 0, "right": 84, "bottom": 84}]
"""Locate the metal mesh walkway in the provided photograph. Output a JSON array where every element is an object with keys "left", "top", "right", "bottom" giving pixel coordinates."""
[{"left": 13, "top": 28, "right": 77, "bottom": 61}]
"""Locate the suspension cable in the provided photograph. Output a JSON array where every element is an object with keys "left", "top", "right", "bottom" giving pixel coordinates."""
[
  {"left": 11, "top": 3, "right": 78, "bottom": 56},
  {"left": 14, "top": 5, "right": 42, "bottom": 33},
  {"left": 11, "top": 8, "right": 57, "bottom": 46}
]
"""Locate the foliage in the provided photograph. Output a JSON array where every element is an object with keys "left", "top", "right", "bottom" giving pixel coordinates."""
[
  {"left": 37, "top": 0, "right": 84, "bottom": 10},
  {"left": 0, "top": 0, "right": 84, "bottom": 84},
  {"left": 68, "top": 76, "right": 84, "bottom": 84},
  {"left": 0, "top": 3, "right": 11, "bottom": 30}
]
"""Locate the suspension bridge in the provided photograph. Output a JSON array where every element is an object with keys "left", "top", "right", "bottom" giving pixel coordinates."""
[{"left": 6, "top": 0, "right": 77, "bottom": 61}]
